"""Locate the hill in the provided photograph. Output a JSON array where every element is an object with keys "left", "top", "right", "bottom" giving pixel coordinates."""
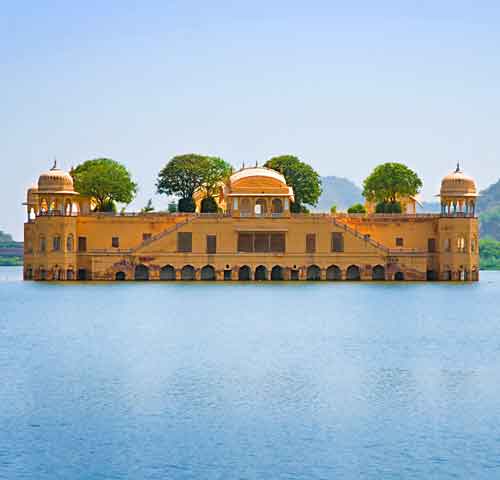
[
  {"left": 477, "top": 179, "right": 500, "bottom": 241},
  {"left": 316, "top": 176, "right": 363, "bottom": 211},
  {"left": 0, "top": 230, "right": 23, "bottom": 266}
]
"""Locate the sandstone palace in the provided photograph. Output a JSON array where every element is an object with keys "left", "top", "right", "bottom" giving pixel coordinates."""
[{"left": 23, "top": 164, "right": 479, "bottom": 282}]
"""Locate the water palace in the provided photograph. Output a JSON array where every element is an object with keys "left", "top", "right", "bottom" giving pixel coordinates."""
[{"left": 23, "top": 164, "right": 479, "bottom": 282}]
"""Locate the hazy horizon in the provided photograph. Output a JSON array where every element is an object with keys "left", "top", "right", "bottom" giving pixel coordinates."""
[{"left": 2, "top": 1, "right": 500, "bottom": 240}]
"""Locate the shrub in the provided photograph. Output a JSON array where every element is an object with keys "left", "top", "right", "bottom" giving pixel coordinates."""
[
  {"left": 178, "top": 197, "right": 196, "bottom": 212},
  {"left": 347, "top": 203, "right": 366, "bottom": 214},
  {"left": 201, "top": 197, "right": 218, "bottom": 213}
]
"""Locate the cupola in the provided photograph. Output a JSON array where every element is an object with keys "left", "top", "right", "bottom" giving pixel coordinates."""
[{"left": 438, "top": 164, "right": 478, "bottom": 217}]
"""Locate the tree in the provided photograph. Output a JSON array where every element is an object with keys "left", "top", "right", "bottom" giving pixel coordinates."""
[
  {"left": 375, "top": 201, "right": 402, "bottom": 214},
  {"left": 264, "top": 155, "right": 322, "bottom": 213},
  {"left": 201, "top": 197, "right": 219, "bottom": 213},
  {"left": 330, "top": 205, "right": 337, "bottom": 214},
  {"left": 141, "top": 199, "right": 155, "bottom": 213},
  {"left": 347, "top": 203, "right": 366, "bottom": 214},
  {"left": 156, "top": 154, "right": 232, "bottom": 212},
  {"left": 363, "top": 162, "right": 422, "bottom": 205},
  {"left": 71, "top": 158, "right": 137, "bottom": 212}
]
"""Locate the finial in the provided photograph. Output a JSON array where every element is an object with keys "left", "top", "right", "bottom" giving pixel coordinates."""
[
  {"left": 455, "top": 162, "right": 461, "bottom": 173},
  {"left": 255, "top": 160, "right": 258, "bottom": 167},
  {"left": 51, "top": 157, "right": 57, "bottom": 170},
  {"left": 242, "top": 161, "right": 245, "bottom": 169}
]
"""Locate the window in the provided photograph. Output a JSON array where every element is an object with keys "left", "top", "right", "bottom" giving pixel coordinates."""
[
  {"left": 206, "top": 235, "right": 216, "bottom": 254},
  {"left": 78, "top": 236, "right": 87, "bottom": 252},
  {"left": 331, "top": 232, "right": 344, "bottom": 252},
  {"left": 444, "top": 238, "right": 451, "bottom": 252},
  {"left": 177, "top": 232, "right": 192, "bottom": 252},
  {"left": 112, "top": 237, "right": 120, "bottom": 248},
  {"left": 52, "top": 236, "right": 61, "bottom": 251},
  {"left": 237, "top": 232, "right": 285, "bottom": 253},
  {"left": 238, "top": 233, "right": 253, "bottom": 252},
  {"left": 428, "top": 238, "right": 436, "bottom": 253},
  {"left": 306, "top": 234, "right": 316, "bottom": 253},
  {"left": 39, "top": 236, "right": 46, "bottom": 253},
  {"left": 457, "top": 235, "right": 467, "bottom": 253},
  {"left": 142, "top": 233, "right": 152, "bottom": 242},
  {"left": 66, "top": 235, "right": 73, "bottom": 252},
  {"left": 395, "top": 237, "right": 404, "bottom": 247},
  {"left": 471, "top": 237, "right": 477, "bottom": 253},
  {"left": 233, "top": 198, "right": 238, "bottom": 210}
]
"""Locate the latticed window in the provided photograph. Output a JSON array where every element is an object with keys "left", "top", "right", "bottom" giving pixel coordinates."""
[
  {"left": 112, "top": 237, "right": 120, "bottom": 248},
  {"left": 238, "top": 233, "right": 253, "bottom": 252},
  {"left": 254, "top": 233, "right": 269, "bottom": 252},
  {"left": 306, "top": 234, "right": 316, "bottom": 253},
  {"left": 331, "top": 232, "right": 344, "bottom": 252},
  {"left": 206, "top": 235, "right": 216, "bottom": 254},
  {"left": 177, "top": 232, "right": 192, "bottom": 252},
  {"left": 270, "top": 233, "right": 285, "bottom": 252}
]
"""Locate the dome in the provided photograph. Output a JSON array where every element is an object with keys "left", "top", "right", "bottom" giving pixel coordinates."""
[
  {"left": 440, "top": 164, "right": 477, "bottom": 198},
  {"left": 229, "top": 167, "right": 288, "bottom": 186},
  {"left": 37, "top": 162, "right": 76, "bottom": 194},
  {"left": 227, "top": 166, "right": 294, "bottom": 200}
]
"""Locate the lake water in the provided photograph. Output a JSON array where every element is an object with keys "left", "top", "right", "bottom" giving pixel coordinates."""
[{"left": 1, "top": 266, "right": 500, "bottom": 479}]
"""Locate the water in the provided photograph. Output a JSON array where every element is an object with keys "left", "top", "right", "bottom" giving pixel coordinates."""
[{"left": 1, "top": 267, "right": 500, "bottom": 479}]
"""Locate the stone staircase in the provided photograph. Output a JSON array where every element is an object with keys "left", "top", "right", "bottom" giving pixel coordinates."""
[
  {"left": 132, "top": 215, "right": 196, "bottom": 253},
  {"left": 332, "top": 216, "right": 390, "bottom": 254}
]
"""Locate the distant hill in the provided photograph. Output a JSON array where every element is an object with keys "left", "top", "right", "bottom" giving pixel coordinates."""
[
  {"left": 0, "top": 230, "right": 23, "bottom": 266},
  {"left": 477, "top": 178, "right": 500, "bottom": 240},
  {"left": 0, "top": 230, "right": 13, "bottom": 243},
  {"left": 316, "top": 176, "right": 363, "bottom": 211}
]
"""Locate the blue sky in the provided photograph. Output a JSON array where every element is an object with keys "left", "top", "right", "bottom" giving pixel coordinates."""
[{"left": 2, "top": 1, "right": 500, "bottom": 239}]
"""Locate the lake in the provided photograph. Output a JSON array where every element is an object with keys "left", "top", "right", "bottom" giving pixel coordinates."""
[{"left": 1, "top": 266, "right": 500, "bottom": 479}]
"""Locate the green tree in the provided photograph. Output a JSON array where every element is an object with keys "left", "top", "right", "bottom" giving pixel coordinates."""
[
  {"left": 375, "top": 201, "right": 403, "bottom": 214},
  {"left": 264, "top": 155, "right": 322, "bottom": 213},
  {"left": 363, "top": 162, "right": 422, "bottom": 205},
  {"left": 330, "top": 205, "right": 337, "bottom": 214},
  {"left": 480, "top": 238, "right": 500, "bottom": 270},
  {"left": 347, "top": 203, "right": 366, "bottom": 214},
  {"left": 156, "top": 154, "right": 231, "bottom": 212},
  {"left": 71, "top": 158, "right": 137, "bottom": 212}
]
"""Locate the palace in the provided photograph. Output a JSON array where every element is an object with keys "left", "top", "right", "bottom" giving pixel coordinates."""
[{"left": 23, "top": 164, "right": 479, "bottom": 282}]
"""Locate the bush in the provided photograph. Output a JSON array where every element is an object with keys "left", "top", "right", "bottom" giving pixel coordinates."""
[
  {"left": 375, "top": 201, "right": 402, "bottom": 214},
  {"left": 330, "top": 205, "right": 337, "bottom": 214},
  {"left": 178, "top": 197, "right": 196, "bottom": 212},
  {"left": 347, "top": 203, "right": 366, "bottom": 214},
  {"left": 201, "top": 197, "right": 218, "bottom": 213}
]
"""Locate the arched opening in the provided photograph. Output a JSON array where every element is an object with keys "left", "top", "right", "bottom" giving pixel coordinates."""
[
  {"left": 77, "top": 269, "right": 87, "bottom": 281},
  {"left": 115, "top": 271, "right": 126, "bottom": 281},
  {"left": 57, "top": 269, "right": 64, "bottom": 281},
  {"left": 290, "top": 269, "right": 300, "bottom": 281},
  {"left": 326, "top": 265, "right": 342, "bottom": 281},
  {"left": 307, "top": 265, "right": 321, "bottom": 281},
  {"left": 271, "top": 265, "right": 284, "bottom": 281},
  {"left": 39, "top": 198, "right": 48, "bottom": 214},
  {"left": 394, "top": 271, "right": 405, "bottom": 281},
  {"left": 201, "top": 265, "right": 216, "bottom": 281},
  {"left": 346, "top": 265, "right": 361, "bottom": 281},
  {"left": 272, "top": 198, "right": 283, "bottom": 215},
  {"left": 66, "top": 269, "right": 74, "bottom": 280},
  {"left": 255, "top": 265, "right": 268, "bottom": 281},
  {"left": 160, "top": 265, "right": 176, "bottom": 281},
  {"left": 181, "top": 265, "right": 195, "bottom": 281},
  {"left": 426, "top": 270, "right": 438, "bottom": 281},
  {"left": 372, "top": 265, "right": 386, "bottom": 281},
  {"left": 238, "top": 265, "right": 251, "bottom": 281},
  {"left": 40, "top": 269, "right": 47, "bottom": 281},
  {"left": 26, "top": 268, "right": 33, "bottom": 280},
  {"left": 29, "top": 208, "right": 36, "bottom": 221},
  {"left": 240, "top": 198, "right": 251, "bottom": 215},
  {"left": 255, "top": 198, "right": 267, "bottom": 216},
  {"left": 134, "top": 264, "right": 150, "bottom": 281}
]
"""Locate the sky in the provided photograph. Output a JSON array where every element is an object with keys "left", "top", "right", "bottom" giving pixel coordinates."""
[{"left": 2, "top": 0, "right": 500, "bottom": 239}]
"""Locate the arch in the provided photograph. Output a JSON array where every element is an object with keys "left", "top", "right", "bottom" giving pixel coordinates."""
[
  {"left": 426, "top": 270, "right": 438, "bottom": 281},
  {"left": 255, "top": 198, "right": 267, "bottom": 216},
  {"left": 77, "top": 269, "right": 87, "bottom": 281},
  {"left": 238, "top": 265, "right": 251, "bottom": 281},
  {"left": 271, "top": 265, "right": 284, "bottom": 281},
  {"left": 115, "top": 271, "right": 126, "bottom": 281},
  {"left": 29, "top": 208, "right": 36, "bottom": 221},
  {"left": 326, "top": 265, "right": 342, "bottom": 281},
  {"left": 66, "top": 269, "right": 74, "bottom": 280},
  {"left": 307, "top": 265, "right": 321, "bottom": 281},
  {"left": 160, "top": 265, "right": 176, "bottom": 281},
  {"left": 272, "top": 198, "right": 283, "bottom": 214},
  {"left": 134, "top": 264, "right": 150, "bottom": 281},
  {"left": 201, "top": 265, "right": 216, "bottom": 281},
  {"left": 39, "top": 198, "right": 48, "bottom": 213},
  {"left": 346, "top": 265, "right": 361, "bottom": 281},
  {"left": 255, "top": 265, "right": 268, "bottom": 281},
  {"left": 372, "top": 265, "right": 386, "bottom": 281},
  {"left": 394, "top": 271, "right": 405, "bottom": 281},
  {"left": 181, "top": 265, "right": 195, "bottom": 281},
  {"left": 40, "top": 268, "right": 47, "bottom": 281}
]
